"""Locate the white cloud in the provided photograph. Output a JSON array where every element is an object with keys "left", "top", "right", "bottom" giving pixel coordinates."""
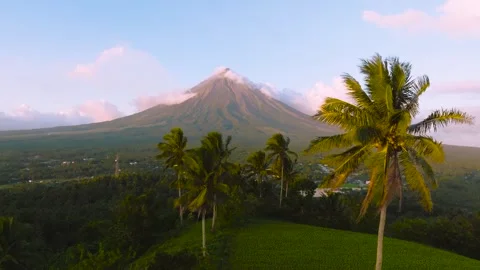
[
  {"left": 363, "top": 0, "right": 480, "bottom": 38},
  {"left": 0, "top": 101, "right": 123, "bottom": 130},
  {"left": 65, "top": 45, "right": 177, "bottom": 113},
  {"left": 261, "top": 77, "right": 351, "bottom": 116},
  {"left": 69, "top": 46, "right": 126, "bottom": 77},
  {"left": 131, "top": 91, "right": 197, "bottom": 112}
]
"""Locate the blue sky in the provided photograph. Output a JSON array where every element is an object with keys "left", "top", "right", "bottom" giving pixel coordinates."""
[{"left": 1, "top": 0, "right": 480, "bottom": 146}]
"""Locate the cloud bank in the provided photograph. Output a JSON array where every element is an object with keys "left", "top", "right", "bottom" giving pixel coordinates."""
[
  {"left": 0, "top": 101, "right": 123, "bottom": 130},
  {"left": 363, "top": 0, "right": 480, "bottom": 38},
  {"left": 258, "top": 77, "right": 350, "bottom": 116},
  {"left": 131, "top": 91, "right": 197, "bottom": 112}
]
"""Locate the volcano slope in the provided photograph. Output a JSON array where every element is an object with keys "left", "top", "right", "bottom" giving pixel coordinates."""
[{"left": 0, "top": 68, "right": 336, "bottom": 152}]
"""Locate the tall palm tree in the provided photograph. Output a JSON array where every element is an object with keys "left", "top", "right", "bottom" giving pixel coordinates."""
[
  {"left": 265, "top": 133, "right": 298, "bottom": 207},
  {"left": 305, "top": 53, "right": 474, "bottom": 270},
  {"left": 270, "top": 157, "right": 299, "bottom": 198},
  {"left": 178, "top": 148, "right": 213, "bottom": 257},
  {"left": 156, "top": 127, "right": 188, "bottom": 225},
  {"left": 200, "top": 132, "right": 236, "bottom": 232},
  {"left": 179, "top": 132, "right": 235, "bottom": 256},
  {"left": 283, "top": 159, "right": 300, "bottom": 198},
  {"left": 244, "top": 150, "right": 271, "bottom": 198}
]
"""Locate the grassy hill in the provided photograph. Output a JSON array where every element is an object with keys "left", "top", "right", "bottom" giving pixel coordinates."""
[{"left": 228, "top": 220, "right": 480, "bottom": 269}]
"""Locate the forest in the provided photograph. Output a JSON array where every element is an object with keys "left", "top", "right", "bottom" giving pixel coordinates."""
[{"left": 0, "top": 129, "right": 479, "bottom": 269}]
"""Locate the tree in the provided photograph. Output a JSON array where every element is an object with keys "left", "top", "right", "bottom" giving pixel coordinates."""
[
  {"left": 265, "top": 133, "right": 298, "bottom": 207},
  {"left": 305, "top": 53, "right": 474, "bottom": 270},
  {"left": 199, "top": 132, "right": 237, "bottom": 232},
  {"left": 273, "top": 158, "right": 300, "bottom": 198},
  {"left": 0, "top": 217, "right": 26, "bottom": 270},
  {"left": 156, "top": 128, "right": 188, "bottom": 225},
  {"left": 244, "top": 150, "right": 271, "bottom": 198},
  {"left": 179, "top": 132, "right": 235, "bottom": 256}
]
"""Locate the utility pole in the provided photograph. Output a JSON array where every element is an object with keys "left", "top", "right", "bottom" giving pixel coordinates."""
[{"left": 114, "top": 153, "right": 120, "bottom": 176}]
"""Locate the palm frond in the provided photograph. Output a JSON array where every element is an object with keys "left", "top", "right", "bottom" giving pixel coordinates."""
[
  {"left": 314, "top": 98, "right": 373, "bottom": 130},
  {"left": 399, "top": 151, "right": 433, "bottom": 211},
  {"left": 321, "top": 145, "right": 370, "bottom": 188},
  {"left": 405, "top": 135, "right": 445, "bottom": 163},
  {"left": 354, "top": 126, "right": 383, "bottom": 145},
  {"left": 405, "top": 75, "right": 430, "bottom": 116},
  {"left": 359, "top": 53, "right": 389, "bottom": 105},
  {"left": 341, "top": 73, "right": 372, "bottom": 108},
  {"left": 406, "top": 147, "right": 438, "bottom": 189},
  {"left": 305, "top": 133, "right": 353, "bottom": 154},
  {"left": 358, "top": 166, "right": 384, "bottom": 220},
  {"left": 408, "top": 108, "right": 474, "bottom": 134}
]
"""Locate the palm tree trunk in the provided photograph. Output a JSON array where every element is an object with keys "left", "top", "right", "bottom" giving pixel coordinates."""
[
  {"left": 375, "top": 204, "right": 388, "bottom": 270},
  {"left": 286, "top": 180, "right": 289, "bottom": 198},
  {"left": 202, "top": 209, "right": 206, "bottom": 257},
  {"left": 279, "top": 164, "right": 284, "bottom": 207},
  {"left": 178, "top": 187, "right": 183, "bottom": 226},
  {"left": 211, "top": 194, "right": 217, "bottom": 232},
  {"left": 258, "top": 174, "right": 262, "bottom": 198}
]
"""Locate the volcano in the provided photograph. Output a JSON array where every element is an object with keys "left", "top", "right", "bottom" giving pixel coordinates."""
[{"left": 0, "top": 67, "right": 337, "bottom": 149}]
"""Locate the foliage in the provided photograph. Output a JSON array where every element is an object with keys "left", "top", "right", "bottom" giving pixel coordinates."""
[{"left": 0, "top": 172, "right": 179, "bottom": 269}]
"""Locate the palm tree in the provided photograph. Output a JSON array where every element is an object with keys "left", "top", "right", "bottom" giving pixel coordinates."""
[
  {"left": 270, "top": 157, "right": 299, "bottom": 198},
  {"left": 265, "top": 133, "right": 298, "bottom": 207},
  {"left": 200, "top": 132, "right": 236, "bottom": 232},
  {"left": 156, "top": 128, "right": 188, "bottom": 225},
  {"left": 180, "top": 148, "right": 215, "bottom": 257},
  {"left": 244, "top": 150, "right": 271, "bottom": 198},
  {"left": 179, "top": 132, "right": 235, "bottom": 256},
  {"left": 305, "top": 53, "right": 474, "bottom": 270}
]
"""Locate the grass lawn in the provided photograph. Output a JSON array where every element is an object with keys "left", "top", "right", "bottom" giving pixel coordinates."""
[{"left": 229, "top": 220, "right": 480, "bottom": 270}]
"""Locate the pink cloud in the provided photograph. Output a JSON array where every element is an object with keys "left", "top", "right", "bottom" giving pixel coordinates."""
[
  {"left": 430, "top": 81, "right": 480, "bottom": 93},
  {"left": 0, "top": 101, "right": 124, "bottom": 130},
  {"left": 73, "top": 100, "right": 124, "bottom": 122},
  {"left": 363, "top": 0, "right": 480, "bottom": 38}
]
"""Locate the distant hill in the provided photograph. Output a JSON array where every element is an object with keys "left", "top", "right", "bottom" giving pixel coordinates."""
[{"left": 0, "top": 68, "right": 336, "bottom": 150}]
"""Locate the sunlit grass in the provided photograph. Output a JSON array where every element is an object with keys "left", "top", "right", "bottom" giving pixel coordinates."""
[{"left": 230, "top": 220, "right": 480, "bottom": 270}]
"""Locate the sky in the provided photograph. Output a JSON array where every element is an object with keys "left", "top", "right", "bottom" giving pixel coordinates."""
[{"left": 1, "top": 0, "right": 480, "bottom": 146}]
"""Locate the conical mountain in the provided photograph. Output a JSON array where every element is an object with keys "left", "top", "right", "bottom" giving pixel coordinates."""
[{"left": 0, "top": 67, "right": 337, "bottom": 148}]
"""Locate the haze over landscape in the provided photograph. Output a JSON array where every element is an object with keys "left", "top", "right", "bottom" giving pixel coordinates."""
[{"left": 1, "top": 0, "right": 480, "bottom": 147}]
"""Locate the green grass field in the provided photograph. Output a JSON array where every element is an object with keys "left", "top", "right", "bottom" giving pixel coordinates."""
[{"left": 229, "top": 220, "right": 480, "bottom": 270}]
